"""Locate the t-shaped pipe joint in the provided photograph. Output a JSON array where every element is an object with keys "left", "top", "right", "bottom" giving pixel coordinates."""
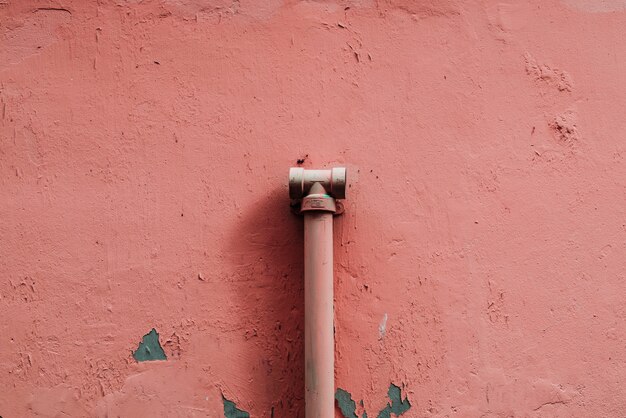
[{"left": 289, "top": 167, "right": 347, "bottom": 200}]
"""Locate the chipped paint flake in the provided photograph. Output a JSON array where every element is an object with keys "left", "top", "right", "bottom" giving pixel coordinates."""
[
  {"left": 336, "top": 384, "right": 410, "bottom": 418},
  {"left": 336, "top": 388, "right": 359, "bottom": 418},
  {"left": 132, "top": 328, "right": 167, "bottom": 362},
  {"left": 377, "top": 384, "right": 411, "bottom": 418},
  {"left": 222, "top": 395, "right": 250, "bottom": 418}
]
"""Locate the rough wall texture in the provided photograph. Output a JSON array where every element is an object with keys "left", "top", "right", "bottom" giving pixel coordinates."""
[{"left": 1, "top": 0, "right": 625, "bottom": 417}]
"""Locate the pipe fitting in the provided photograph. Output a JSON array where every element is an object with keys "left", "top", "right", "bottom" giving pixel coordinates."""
[
  {"left": 300, "top": 182, "right": 337, "bottom": 213},
  {"left": 289, "top": 167, "right": 347, "bottom": 200}
]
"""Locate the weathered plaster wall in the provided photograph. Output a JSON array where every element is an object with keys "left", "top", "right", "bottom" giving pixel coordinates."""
[{"left": 1, "top": 0, "right": 625, "bottom": 416}]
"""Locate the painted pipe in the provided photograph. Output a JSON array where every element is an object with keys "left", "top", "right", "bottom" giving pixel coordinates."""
[{"left": 289, "top": 167, "right": 347, "bottom": 418}]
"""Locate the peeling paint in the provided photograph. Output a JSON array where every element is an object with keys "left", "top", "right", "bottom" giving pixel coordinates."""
[
  {"left": 222, "top": 396, "right": 250, "bottom": 418},
  {"left": 550, "top": 110, "right": 580, "bottom": 145},
  {"left": 336, "top": 384, "right": 410, "bottom": 418},
  {"left": 335, "top": 388, "right": 358, "bottom": 418},
  {"left": 132, "top": 328, "right": 167, "bottom": 362},
  {"left": 377, "top": 384, "right": 411, "bottom": 418},
  {"left": 524, "top": 53, "right": 573, "bottom": 92}
]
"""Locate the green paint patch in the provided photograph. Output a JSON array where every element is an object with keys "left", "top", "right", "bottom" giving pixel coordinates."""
[
  {"left": 336, "top": 383, "right": 410, "bottom": 418},
  {"left": 132, "top": 328, "right": 167, "bottom": 362},
  {"left": 377, "top": 384, "right": 411, "bottom": 418},
  {"left": 223, "top": 395, "right": 250, "bottom": 418},
  {"left": 336, "top": 388, "right": 358, "bottom": 418}
]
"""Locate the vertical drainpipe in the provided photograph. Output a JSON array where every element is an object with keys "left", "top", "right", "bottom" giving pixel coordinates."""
[{"left": 289, "top": 167, "right": 347, "bottom": 418}]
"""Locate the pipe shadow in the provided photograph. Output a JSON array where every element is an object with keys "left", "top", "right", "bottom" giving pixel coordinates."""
[{"left": 223, "top": 186, "right": 305, "bottom": 417}]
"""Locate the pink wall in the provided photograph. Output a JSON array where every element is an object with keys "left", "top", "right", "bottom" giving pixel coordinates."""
[{"left": 1, "top": 0, "right": 625, "bottom": 416}]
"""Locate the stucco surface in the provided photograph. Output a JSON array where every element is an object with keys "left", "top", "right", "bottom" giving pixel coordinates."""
[{"left": 1, "top": 0, "right": 625, "bottom": 417}]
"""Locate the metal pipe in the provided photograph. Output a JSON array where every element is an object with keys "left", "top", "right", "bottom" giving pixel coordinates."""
[
  {"left": 304, "top": 209, "right": 334, "bottom": 417},
  {"left": 289, "top": 168, "right": 347, "bottom": 418}
]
